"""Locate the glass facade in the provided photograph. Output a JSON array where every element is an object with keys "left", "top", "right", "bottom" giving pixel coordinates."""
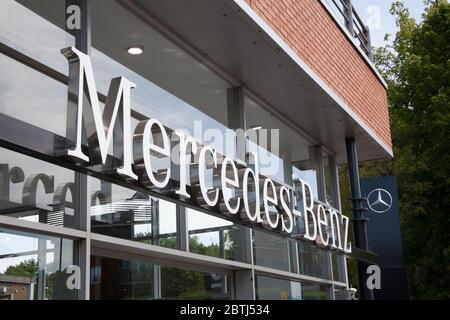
[
  {"left": 0, "top": 227, "right": 78, "bottom": 300},
  {"left": 90, "top": 256, "right": 230, "bottom": 300},
  {"left": 298, "top": 242, "right": 331, "bottom": 280},
  {"left": 255, "top": 275, "right": 331, "bottom": 300},
  {"left": 187, "top": 209, "right": 246, "bottom": 262},
  {"left": 253, "top": 230, "right": 290, "bottom": 272},
  {"left": 0, "top": 0, "right": 351, "bottom": 300},
  {"left": 90, "top": 178, "right": 178, "bottom": 249},
  {"left": 0, "top": 148, "right": 78, "bottom": 228}
]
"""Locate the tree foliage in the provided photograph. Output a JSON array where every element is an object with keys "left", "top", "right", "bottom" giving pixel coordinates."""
[
  {"left": 341, "top": 0, "right": 449, "bottom": 299},
  {"left": 4, "top": 259, "right": 38, "bottom": 279}
]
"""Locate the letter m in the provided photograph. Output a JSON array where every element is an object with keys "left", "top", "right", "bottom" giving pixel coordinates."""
[{"left": 61, "top": 47, "right": 137, "bottom": 180}]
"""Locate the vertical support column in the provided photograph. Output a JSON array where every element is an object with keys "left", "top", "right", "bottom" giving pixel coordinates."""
[
  {"left": 345, "top": 137, "right": 373, "bottom": 300},
  {"left": 151, "top": 199, "right": 162, "bottom": 298},
  {"left": 66, "top": 0, "right": 91, "bottom": 54},
  {"left": 75, "top": 170, "right": 90, "bottom": 300},
  {"left": 283, "top": 153, "right": 299, "bottom": 275},
  {"left": 234, "top": 270, "right": 256, "bottom": 300},
  {"left": 343, "top": 0, "right": 355, "bottom": 37},
  {"left": 227, "top": 87, "right": 255, "bottom": 300},
  {"left": 36, "top": 238, "right": 47, "bottom": 300},
  {"left": 176, "top": 205, "right": 189, "bottom": 252},
  {"left": 227, "top": 87, "right": 246, "bottom": 164},
  {"left": 66, "top": 0, "right": 91, "bottom": 300},
  {"left": 219, "top": 229, "right": 226, "bottom": 259}
]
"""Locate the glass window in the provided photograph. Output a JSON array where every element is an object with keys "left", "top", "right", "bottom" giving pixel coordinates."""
[
  {"left": 253, "top": 229, "right": 290, "bottom": 272},
  {"left": 301, "top": 282, "right": 330, "bottom": 300},
  {"left": 346, "top": 258, "right": 360, "bottom": 298},
  {"left": 255, "top": 275, "right": 302, "bottom": 300},
  {"left": 334, "top": 286, "right": 346, "bottom": 300},
  {"left": 161, "top": 267, "right": 230, "bottom": 300},
  {"left": 0, "top": 53, "right": 70, "bottom": 138},
  {"left": 90, "top": 0, "right": 232, "bottom": 154},
  {"left": 187, "top": 209, "right": 246, "bottom": 262},
  {"left": 292, "top": 165, "right": 319, "bottom": 200},
  {"left": 0, "top": 227, "right": 79, "bottom": 300},
  {"left": 0, "top": 1, "right": 75, "bottom": 141},
  {"left": 90, "top": 178, "right": 178, "bottom": 250},
  {"left": 156, "top": 200, "right": 178, "bottom": 249},
  {"left": 0, "top": 0, "right": 74, "bottom": 74},
  {"left": 332, "top": 253, "right": 346, "bottom": 283},
  {"left": 0, "top": 148, "right": 77, "bottom": 228},
  {"left": 244, "top": 96, "right": 312, "bottom": 185},
  {"left": 90, "top": 256, "right": 231, "bottom": 300},
  {"left": 255, "top": 275, "right": 329, "bottom": 300},
  {"left": 323, "top": 156, "right": 338, "bottom": 208},
  {"left": 298, "top": 242, "right": 331, "bottom": 279}
]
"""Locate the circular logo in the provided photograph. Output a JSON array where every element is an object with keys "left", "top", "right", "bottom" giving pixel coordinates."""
[{"left": 367, "top": 188, "right": 393, "bottom": 214}]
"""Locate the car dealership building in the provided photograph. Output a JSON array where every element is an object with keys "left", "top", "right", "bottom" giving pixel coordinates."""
[{"left": 0, "top": 0, "right": 391, "bottom": 300}]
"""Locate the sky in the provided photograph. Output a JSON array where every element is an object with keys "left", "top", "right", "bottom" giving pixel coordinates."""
[{"left": 352, "top": 0, "right": 427, "bottom": 47}]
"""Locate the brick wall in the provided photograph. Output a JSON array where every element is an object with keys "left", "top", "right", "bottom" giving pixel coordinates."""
[{"left": 245, "top": 0, "right": 392, "bottom": 149}]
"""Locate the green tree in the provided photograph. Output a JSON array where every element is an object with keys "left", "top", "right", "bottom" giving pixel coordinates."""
[
  {"left": 4, "top": 259, "right": 38, "bottom": 278},
  {"left": 341, "top": 0, "right": 450, "bottom": 299}
]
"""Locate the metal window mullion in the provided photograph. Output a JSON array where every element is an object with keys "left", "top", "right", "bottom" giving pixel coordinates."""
[
  {"left": 227, "top": 87, "right": 255, "bottom": 300},
  {"left": 66, "top": 0, "right": 91, "bottom": 301},
  {"left": 176, "top": 205, "right": 189, "bottom": 252},
  {"left": 328, "top": 251, "right": 336, "bottom": 300},
  {"left": 329, "top": 155, "right": 342, "bottom": 211}
]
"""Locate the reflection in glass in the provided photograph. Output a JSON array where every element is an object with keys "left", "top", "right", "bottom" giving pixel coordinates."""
[
  {"left": 161, "top": 267, "right": 230, "bottom": 300},
  {"left": 301, "top": 282, "right": 330, "bottom": 300},
  {"left": 323, "top": 156, "right": 338, "bottom": 207},
  {"left": 0, "top": 53, "right": 70, "bottom": 138},
  {"left": 0, "top": 148, "right": 77, "bottom": 228},
  {"left": 298, "top": 242, "right": 331, "bottom": 279},
  {"left": 90, "top": 178, "right": 177, "bottom": 249},
  {"left": 187, "top": 209, "right": 245, "bottom": 262},
  {"left": 292, "top": 165, "right": 319, "bottom": 200},
  {"left": 334, "top": 286, "right": 346, "bottom": 300},
  {"left": 91, "top": 0, "right": 232, "bottom": 155},
  {"left": 90, "top": 256, "right": 230, "bottom": 300},
  {"left": 253, "top": 230, "right": 290, "bottom": 272},
  {"left": 346, "top": 258, "right": 360, "bottom": 298},
  {"left": 0, "top": 228, "right": 77, "bottom": 300},
  {"left": 254, "top": 275, "right": 331, "bottom": 300},
  {"left": 255, "top": 275, "right": 302, "bottom": 300},
  {"left": 0, "top": 0, "right": 74, "bottom": 74},
  {"left": 332, "top": 253, "right": 346, "bottom": 283}
]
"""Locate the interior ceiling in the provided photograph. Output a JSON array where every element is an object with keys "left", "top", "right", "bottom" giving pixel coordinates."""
[{"left": 18, "top": 0, "right": 391, "bottom": 164}]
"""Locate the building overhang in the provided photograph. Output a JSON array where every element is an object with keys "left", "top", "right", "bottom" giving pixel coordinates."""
[{"left": 119, "top": 0, "right": 392, "bottom": 163}]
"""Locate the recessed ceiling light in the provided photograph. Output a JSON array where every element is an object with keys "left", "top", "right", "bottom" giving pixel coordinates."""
[
  {"left": 251, "top": 125, "right": 263, "bottom": 131},
  {"left": 127, "top": 46, "right": 144, "bottom": 55}
]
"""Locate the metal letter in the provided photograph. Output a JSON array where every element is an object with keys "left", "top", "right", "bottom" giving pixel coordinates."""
[
  {"left": 317, "top": 204, "right": 330, "bottom": 246},
  {"left": 134, "top": 119, "right": 171, "bottom": 189},
  {"left": 198, "top": 145, "right": 219, "bottom": 207},
  {"left": 174, "top": 131, "right": 197, "bottom": 199},
  {"left": 262, "top": 178, "right": 280, "bottom": 229},
  {"left": 61, "top": 47, "right": 137, "bottom": 180},
  {"left": 220, "top": 157, "right": 240, "bottom": 214}
]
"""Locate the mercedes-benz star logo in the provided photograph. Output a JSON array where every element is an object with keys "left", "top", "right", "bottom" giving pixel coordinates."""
[{"left": 367, "top": 188, "right": 393, "bottom": 214}]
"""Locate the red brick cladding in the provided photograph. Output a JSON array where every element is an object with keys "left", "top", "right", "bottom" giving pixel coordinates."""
[{"left": 245, "top": 0, "right": 392, "bottom": 149}]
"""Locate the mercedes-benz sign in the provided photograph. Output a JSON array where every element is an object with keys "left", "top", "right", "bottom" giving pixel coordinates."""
[{"left": 367, "top": 188, "right": 393, "bottom": 214}]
